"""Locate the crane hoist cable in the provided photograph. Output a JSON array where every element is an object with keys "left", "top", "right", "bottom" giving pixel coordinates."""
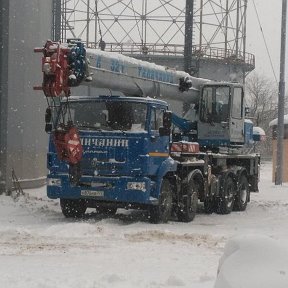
[{"left": 252, "top": 0, "right": 278, "bottom": 84}]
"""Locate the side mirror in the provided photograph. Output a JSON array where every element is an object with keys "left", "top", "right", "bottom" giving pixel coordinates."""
[
  {"left": 163, "top": 111, "right": 172, "bottom": 128},
  {"left": 45, "top": 107, "right": 52, "bottom": 123},
  {"left": 245, "top": 107, "right": 250, "bottom": 116},
  {"left": 45, "top": 107, "right": 52, "bottom": 133},
  {"left": 45, "top": 123, "right": 53, "bottom": 133},
  {"left": 159, "top": 111, "right": 172, "bottom": 136},
  {"left": 159, "top": 127, "right": 170, "bottom": 136}
]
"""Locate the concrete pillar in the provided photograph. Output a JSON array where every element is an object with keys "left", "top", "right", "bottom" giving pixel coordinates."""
[{"left": 0, "top": 0, "right": 53, "bottom": 193}]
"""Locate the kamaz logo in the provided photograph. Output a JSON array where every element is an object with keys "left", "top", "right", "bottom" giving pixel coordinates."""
[{"left": 81, "top": 138, "right": 129, "bottom": 147}]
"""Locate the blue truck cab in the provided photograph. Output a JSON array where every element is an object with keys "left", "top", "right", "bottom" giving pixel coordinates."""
[{"left": 47, "top": 95, "right": 177, "bottom": 220}]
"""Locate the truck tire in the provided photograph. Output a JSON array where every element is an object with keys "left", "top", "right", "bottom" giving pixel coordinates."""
[
  {"left": 149, "top": 179, "right": 173, "bottom": 224},
  {"left": 215, "top": 176, "right": 235, "bottom": 214},
  {"left": 234, "top": 174, "right": 250, "bottom": 211},
  {"left": 96, "top": 205, "right": 117, "bottom": 215},
  {"left": 60, "top": 199, "right": 87, "bottom": 218},
  {"left": 177, "top": 170, "right": 202, "bottom": 222}
]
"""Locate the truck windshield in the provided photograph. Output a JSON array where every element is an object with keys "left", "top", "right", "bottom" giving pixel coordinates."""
[
  {"left": 201, "top": 85, "right": 230, "bottom": 123},
  {"left": 60, "top": 101, "right": 148, "bottom": 132}
]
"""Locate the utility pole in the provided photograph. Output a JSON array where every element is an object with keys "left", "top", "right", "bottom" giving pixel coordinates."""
[
  {"left": 275, "top": 0, "right": 287, "bottom": 185},
  {"left": 184, "top": 0, "right": 194, "bottom": 74}
]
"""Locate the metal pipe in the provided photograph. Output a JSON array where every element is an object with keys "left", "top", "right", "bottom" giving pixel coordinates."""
[
  {"left": 95, "top": 0, "right": 98, "bottom": 47},
  {"left": 224, "top": 0, "right": 229, "bottom": 57},
  {"left": 275, "top": 0, "right": 287, "bottom": 185},
  {"left": 243, "top": 0, "right": 248, "bottom": 83},
  {"left": 235, "top": 0, "right": 240, "bottom": 57},
  {"left": 199, "top": 0, "right": 203, "bottom": 48},
  {"left": 184, "top": 0, "right": 194, "bottom": 74},
  {"left": 86, "top": 0, "right": 90, "bottom": 47}
]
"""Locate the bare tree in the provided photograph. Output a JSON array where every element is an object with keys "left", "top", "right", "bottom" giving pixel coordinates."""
[{"left": 245, "top": 73, "right": 278, "bottom": 157}]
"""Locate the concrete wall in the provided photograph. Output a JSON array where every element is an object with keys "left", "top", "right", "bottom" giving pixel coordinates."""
[
  {"left": 0, "top": 0, "right": 10, "bottom": 192},
  {"left": 0, "top": 0, "right": 53, "bottom": 192}
]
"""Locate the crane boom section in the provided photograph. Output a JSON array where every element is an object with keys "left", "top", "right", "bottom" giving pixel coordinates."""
[
  {"left": 86, "top": 49, "right": 208, "bottom": 104},
  {"left": 34, "top": 40, "right": 209, "bottom": 103}
]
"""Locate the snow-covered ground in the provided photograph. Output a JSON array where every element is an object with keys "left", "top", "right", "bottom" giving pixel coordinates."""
[{"left": 0, "top": 161, "right": 288, "bottom": 288}]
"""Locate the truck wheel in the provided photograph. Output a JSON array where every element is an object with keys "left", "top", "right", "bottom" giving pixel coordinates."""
[
  {"left": 177, "top": 170, "right": 202, "bottom": 222},
  {"left": 60, "top": 199, "right": 87, "bottom": 218},
  {"left": 234, "top": 175, "right": 250, "bottom": 211},
  {"left": 215, "top": 176, "right": 235, "bottom": 214},
  {"left": 149, "top": 179, "right": 173, "bottom": 224},
  {"left": 96, "top": 205, "right": 117, "bottom": 215}
]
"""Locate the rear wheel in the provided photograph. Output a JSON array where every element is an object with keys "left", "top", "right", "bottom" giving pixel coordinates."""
[
  {"left": 177, "top": 170, "right": 202, "bottom": 222},
  {"left": 215, "top": 176, "right": 235, "bottom": 214},
  {"left": 149, "top": 179, "right": 173, "bottom": 224},
  {"left": 60, "top": 199, "right": 87, "bottom": 218},
  {"left": 234, "top": 174, "right": 250, "bottom": 211}
]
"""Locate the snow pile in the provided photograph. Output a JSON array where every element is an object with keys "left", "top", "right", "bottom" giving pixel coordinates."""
[
  {"left": 253, "top": 126, "right": 265, "bottom": 136},
  {"left": 269, "top": 114, "right": 288, "bottom": 126},
  {"left": 1, "top": 162, "right": 288, "bottom": 288},
  {"left": 215, "top": 234, "right": 288, "bottom": 288}
]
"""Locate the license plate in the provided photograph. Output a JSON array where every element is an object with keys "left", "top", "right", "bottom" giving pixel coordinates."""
[{"left": 81, "top": 190, "right": 104, "bottom": 197}]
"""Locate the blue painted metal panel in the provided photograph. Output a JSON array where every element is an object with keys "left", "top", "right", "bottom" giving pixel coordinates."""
[
  {"left": 47, "top": 174, "right": 156, "bottom": 204},
  {"left": 47, "top": 97, "right": 176, "bottom": 205}
]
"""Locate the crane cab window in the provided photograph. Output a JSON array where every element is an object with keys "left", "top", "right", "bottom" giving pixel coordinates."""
[
  {"left": 201, "top": 86, "right": 230, "bottom": 123},
  {"left": 151, "top": 108, "right": 164, "bottom": 131},
  {"left": 232, "top": 87, "right": 243, "bottom": 119}
]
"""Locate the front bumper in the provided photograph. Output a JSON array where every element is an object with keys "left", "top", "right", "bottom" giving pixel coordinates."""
[{"left": 47, "top": 174, "right": 157, "bottom": 205}]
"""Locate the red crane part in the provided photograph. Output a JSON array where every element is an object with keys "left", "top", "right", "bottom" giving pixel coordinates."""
[
  {"left": 34, "top": 40, "right": 71, "bottom": 97},
  {"left": 54, "top": 126, "right": 83, "bottom": 165}
]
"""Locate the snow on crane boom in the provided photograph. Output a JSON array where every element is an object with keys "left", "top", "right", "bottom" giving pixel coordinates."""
[
  {"left": 34, "top": 40, "right": 209, "bottom": 103},
  {"left": 85, "top": 49, "right": 209, "bottom": 103}
]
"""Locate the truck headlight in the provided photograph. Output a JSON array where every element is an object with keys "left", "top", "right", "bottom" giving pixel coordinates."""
[
  {"left": 47, "top": 178, "right": 61, "bottom": 187},
  {"left": 127, "top": 182, "right": 146, "bottom": 191}
]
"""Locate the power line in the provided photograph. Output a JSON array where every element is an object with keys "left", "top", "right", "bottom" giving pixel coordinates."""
[{"left": 252, "top": 0, "right": 278, "bottom": 84}]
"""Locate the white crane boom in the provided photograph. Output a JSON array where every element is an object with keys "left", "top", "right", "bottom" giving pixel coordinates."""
[
  {"left": 34, "top": 40, "right": 209, "bottom": 104},
  {"left": 85, "top": 49, "right": 209, "bottom": 104}
]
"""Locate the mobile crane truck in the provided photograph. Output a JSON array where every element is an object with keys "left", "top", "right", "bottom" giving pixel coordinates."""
[{"left": 34, "top": 40, "right": 261, "bottom": 223}]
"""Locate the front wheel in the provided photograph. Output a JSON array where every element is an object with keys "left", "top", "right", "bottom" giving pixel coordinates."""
[
  {"left": 149, "top": 179, "right": 173, "bottom": 224},
  {"left": 234, "top": 175, "right": 250, "bottom": 211},
  {"left": 60, "top": 199, "right": 87, "bottom": 218}
]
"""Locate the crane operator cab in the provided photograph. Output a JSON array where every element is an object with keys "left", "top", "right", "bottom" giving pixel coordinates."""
[{"left": 197, "top": 82, "right": 245, "bottom": 150}]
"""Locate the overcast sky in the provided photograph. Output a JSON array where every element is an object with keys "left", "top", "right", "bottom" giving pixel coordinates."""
[{"left": 246, "top": 0, "right": 283, "bottom": 82}]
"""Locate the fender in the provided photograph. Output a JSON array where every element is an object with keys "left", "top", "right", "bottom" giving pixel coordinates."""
[{"left": 152, "top": 157, "right": 178, "bottom": 198}]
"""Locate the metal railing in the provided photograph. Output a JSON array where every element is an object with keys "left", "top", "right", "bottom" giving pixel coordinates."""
[{"left": 88, "top": 42, "right": 255, "bottom": 68}]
